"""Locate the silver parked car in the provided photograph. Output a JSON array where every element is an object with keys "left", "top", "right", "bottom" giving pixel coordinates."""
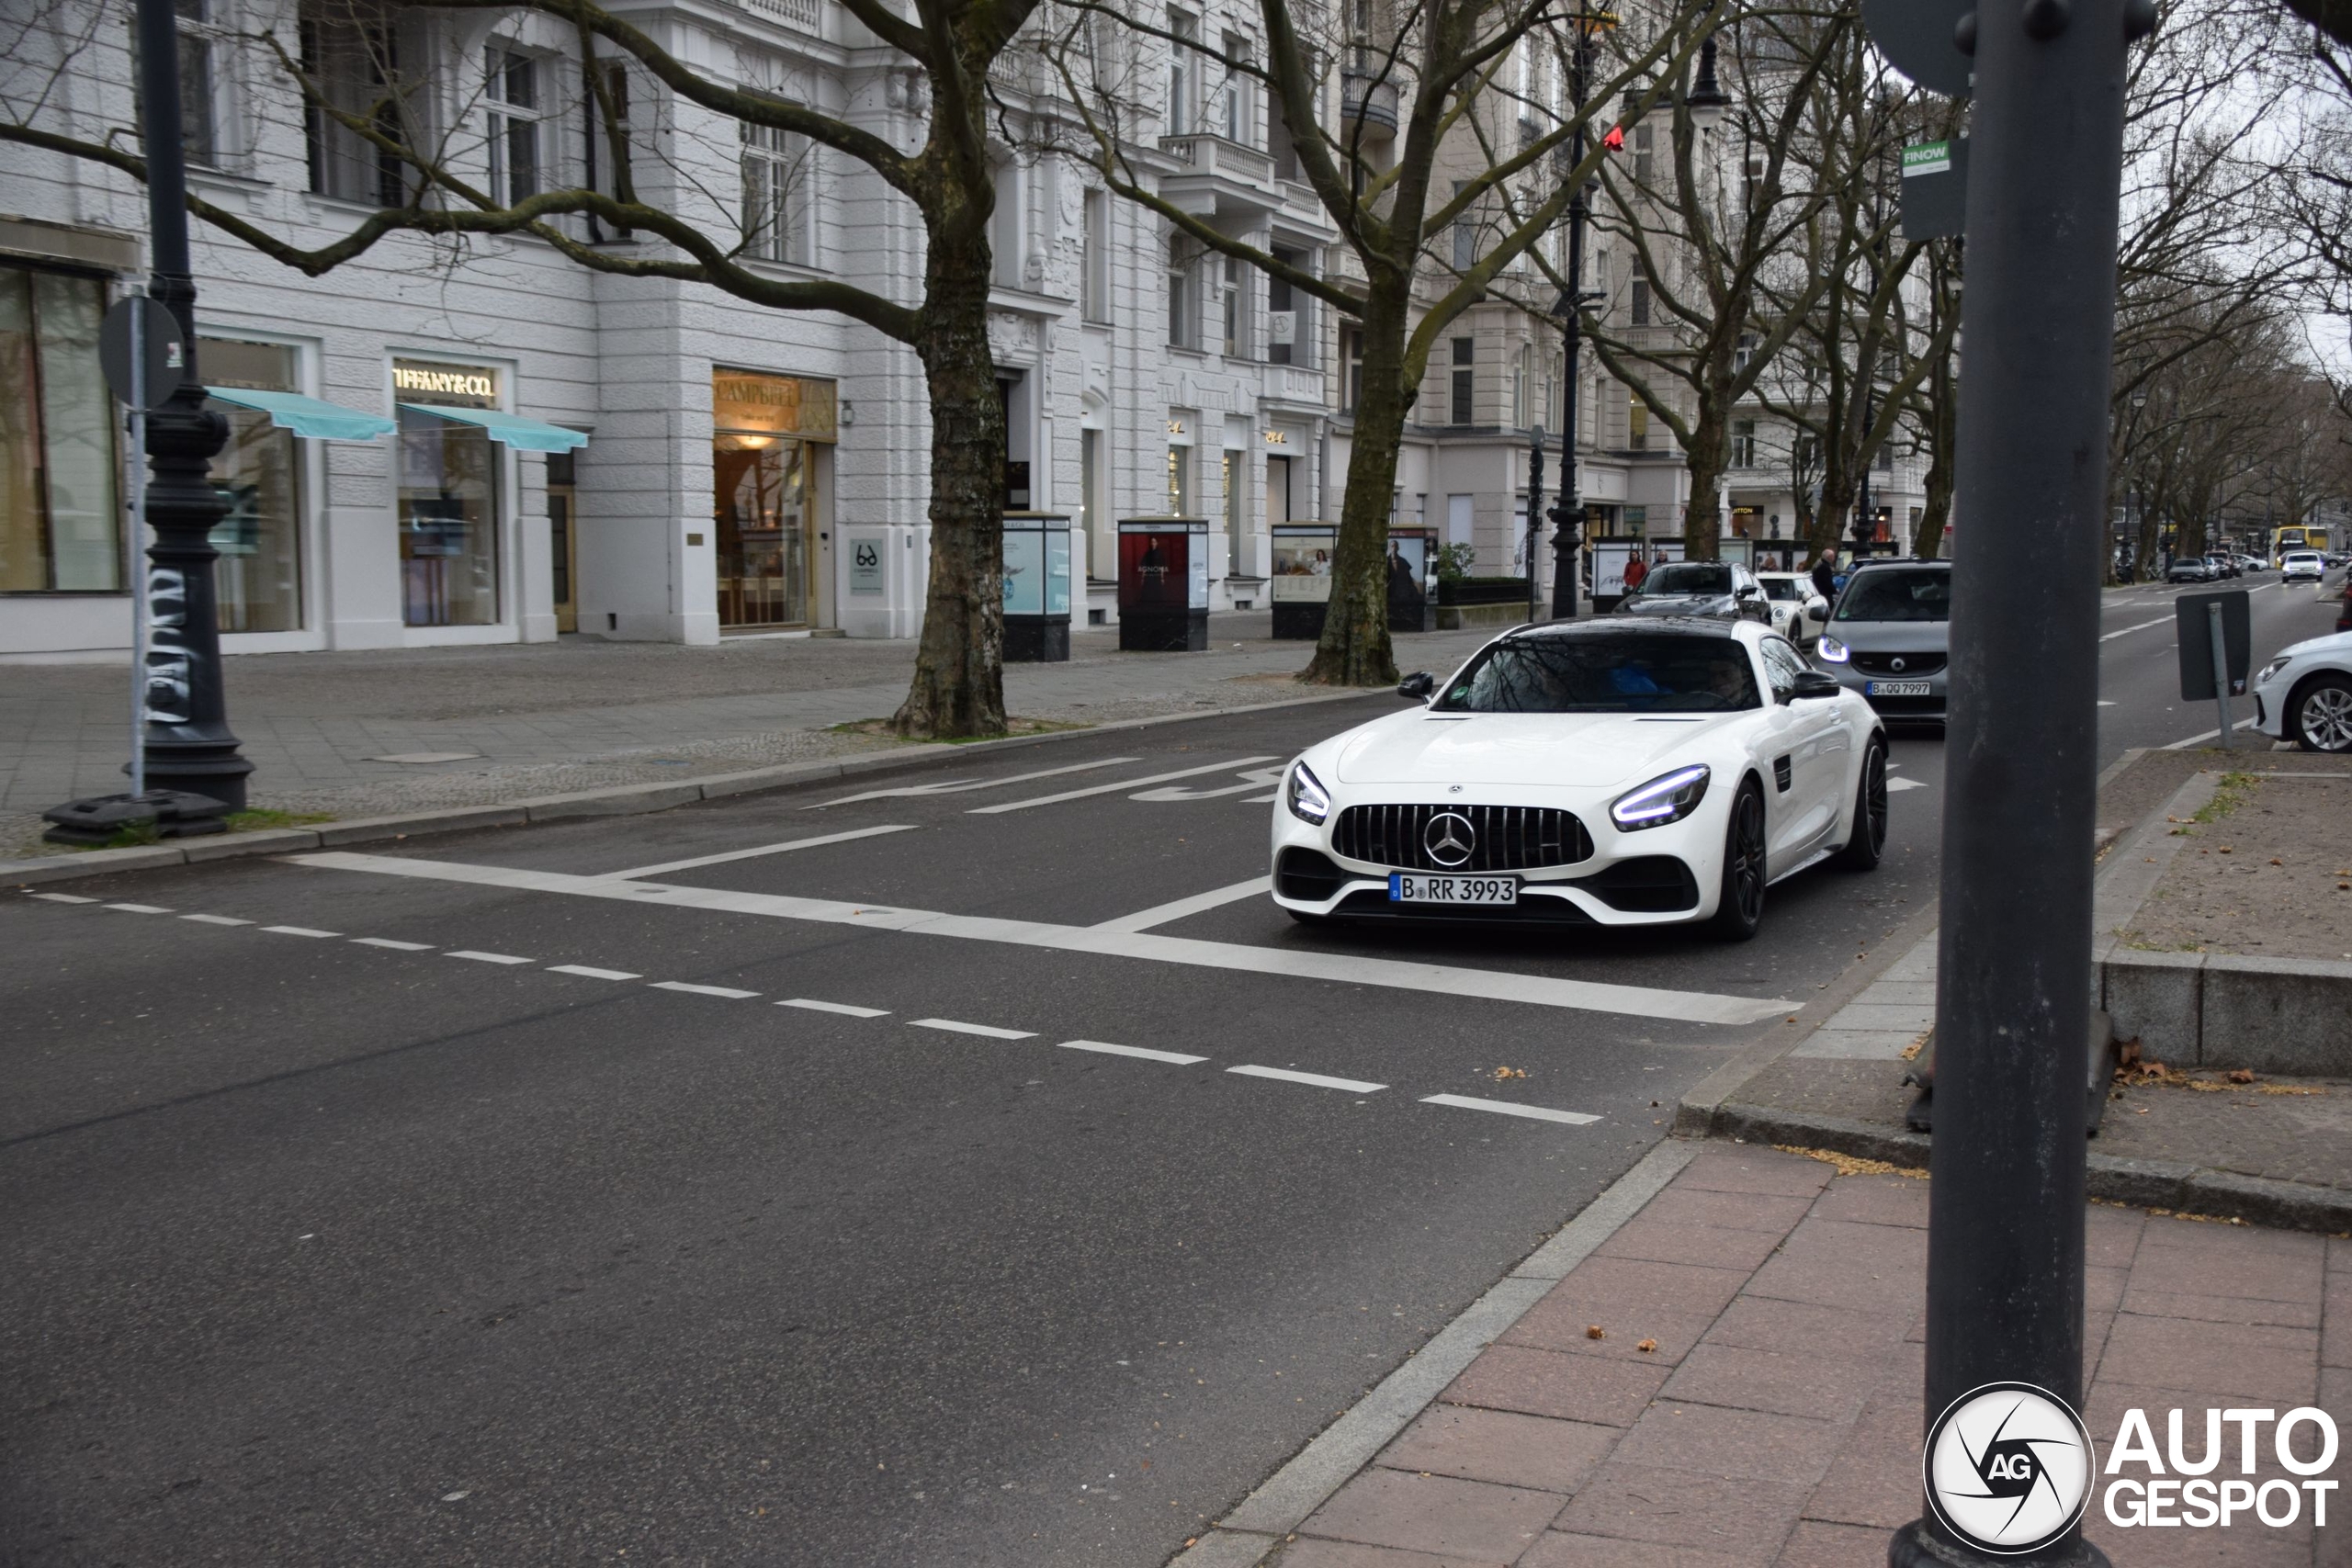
[{"left": 1813, "top": 559, "right": 1951, "bottom": 725}]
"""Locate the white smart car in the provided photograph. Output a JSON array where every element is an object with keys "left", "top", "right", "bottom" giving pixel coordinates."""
[
  {"left": 2253, "top": 630, "right": 2352, "bottom": 751},
  {"left": 1270, "top": 618, "right": 1889, "bottom": 940}
]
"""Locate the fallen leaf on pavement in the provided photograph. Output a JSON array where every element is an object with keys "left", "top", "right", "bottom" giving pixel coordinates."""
[
  {"left": 2269, "top": 858, "right": 2283, "bottom": 865},
  {"left": 1492, "top": 1066, "right": 1528, "bottom": 1080},
  {"left": 1636, "top": 1338, "right": 1658, "bottom": 1354},
  {"left": 2228, "top": 1068, "right": 2256, "bottom": 1084},
  {"left": 1586, "top": 1325, "right": 1606, "bottom": 1340}
]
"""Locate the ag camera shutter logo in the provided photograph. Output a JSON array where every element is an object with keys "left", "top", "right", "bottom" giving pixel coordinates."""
[{"left": 1924, "top": 1382, "right": 2095, "bottom": 1555}]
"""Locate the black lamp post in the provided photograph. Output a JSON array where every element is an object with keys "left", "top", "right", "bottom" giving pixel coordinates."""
[
  {"left": 1547, "top": 12, "right": 1619, "bottom": 619},
  {"left": 129, "top": 0, "right": 247, "bottom": 810},
  {"left": 1524, "top": 425, "right": 1547, "bottom": 624}
]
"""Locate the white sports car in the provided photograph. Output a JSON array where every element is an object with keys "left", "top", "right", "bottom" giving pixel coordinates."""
[{"left": 1270, "top": 618, "right": 1889, "bottom": 939}]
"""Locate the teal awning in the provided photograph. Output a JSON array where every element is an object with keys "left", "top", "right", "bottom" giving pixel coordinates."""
[
  {"left": 205, "top": 386, "right": 396, "bottom": 442},
  {"left": 398, "top": 403, "right": 588, "bottom": 452}
]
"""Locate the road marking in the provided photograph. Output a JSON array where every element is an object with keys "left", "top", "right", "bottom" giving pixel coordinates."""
[
  {"left": 106, "top": 903, "right": 171, "bottom": 914},
  {"left": 548, "top": 964, "right": 640, "bottom": 979},
  {"left": 1093, "top": 876, "right": 1272, "bottom": 933},
  {"left": 1886, "top": 777, "right": 1929, "bottom": 792},
  {"left": 2098, "top": 700, "right": 2118, "bottom": 706},
  {"left": 808, "top": 758, "right": 1143, "bottom": 809},
  {"left": 1128, "top": 766, "right": 1287, "bottom": 802},
  {"left": 180, "top": 913, "right": 254, "bottom": 926},
  {"left": 262, "top": 925, "right": 339, "bottom": 938},
  {"left": 2162, "top": 717, "right": 2261, "bottom": 750},
  {"left": 1058, "top": 1039, "right": 1209, "bottom": 1065},
  {"left": 651, "top": 981, "right": 760, "bottom": 998},
  {"left": 288, "top": 853, "right": 1797, "bottom": 1024},
  {"left": 779, "top": 998, "right": 890, "bottom": 1017},
  {"left": 1419, "top": 1093, "right": 1600, "bottom": 1126},
  {"left": 1229, "top": 1065, "right": 1387, "bottom": 1093},
  {"left": 968, "top": 757, "right": 1282, "bottom": 814},
  {"left": 353, "top": 937, "right": 434, "bottom": 951},
  {"left": 910, "top": 1018, "right": 1036, "bottom": 1040},
  {"left": 603, "top": 824, "right": 919, "bottom": 880},
  {"left": 447, "top": 949, "right": 532, "bottom": 964},
  {"left": 2100, "top": 616, "right": 2172, "bottom": 642},
  {"left": 28, "top": 893, "right": 96, "bottom": 903}
]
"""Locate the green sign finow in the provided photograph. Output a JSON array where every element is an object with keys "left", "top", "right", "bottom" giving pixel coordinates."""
[{"left": 1903, "top": 141, "right": 1952, "bottom": 176}]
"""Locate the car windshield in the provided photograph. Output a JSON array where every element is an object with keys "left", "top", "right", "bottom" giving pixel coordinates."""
[
  {"left": 1759, "top": 578, "right": 1801, "bottom": 602},
  {"left": 1835, "top": 568, "right": 1951, "bottom": 623},
  {"left": 1435, "top": 636, "right": 1759, "bottom": 713},
  {"left": 1642, "top": 563, "right": 1733, "bottom": 596}
]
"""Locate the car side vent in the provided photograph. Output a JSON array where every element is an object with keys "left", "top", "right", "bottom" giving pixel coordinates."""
[{"left": 1773, "top": 756, "right": 1792, "bottom": 793}]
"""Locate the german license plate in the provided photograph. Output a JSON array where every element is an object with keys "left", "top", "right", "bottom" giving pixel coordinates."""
[
  {"left": 1389, "top": 873, "right": 1518, "bottom": 905},
  {"left": 1867, "top": 681, "right": 1931, "bottom": 696}
]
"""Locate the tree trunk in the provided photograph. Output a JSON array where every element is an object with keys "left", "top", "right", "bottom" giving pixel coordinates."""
[
  {"left": 1681, "top": 411, "right": 1727, "bottom": 563},
  {"left": 1304, "top": 289, "right": 1409, "bottom": 686},
  {"left": 1915, "top": 370, "right": 1954, "bottom": 560},
  {"left": 892, "top": 243, "right": 1008, "bottom": 739}
]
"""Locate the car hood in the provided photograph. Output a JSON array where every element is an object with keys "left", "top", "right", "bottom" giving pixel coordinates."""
[
  {"left": 2276, "top": 629, "right": 2352, "bottom": 664},
  {"left": 1621, "top": 593, "right": 1735, "bottom": 617},
  {"left": 1826, "top": 621, "right": 1949, "bottom": 652},
  {"left": 1329, "top": 710, "right": 1718, "bottom": 789}
]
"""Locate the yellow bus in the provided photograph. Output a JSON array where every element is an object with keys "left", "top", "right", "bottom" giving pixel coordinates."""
[{"left": 2273, "top": 525, "right": 2332, "bottom": 565}]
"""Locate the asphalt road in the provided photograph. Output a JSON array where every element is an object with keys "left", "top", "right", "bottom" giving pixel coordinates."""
[
  {"left": 1, "top": 583, "right": 2339, "bottom": 1568},
  {"left": 2094, "top": 570, "right": 2346, "bottom": 761}
]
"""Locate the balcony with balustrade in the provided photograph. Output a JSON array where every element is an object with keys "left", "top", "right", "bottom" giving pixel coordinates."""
[{"left": 1158, "top": 132, "right": 1282, "bottom": 223}]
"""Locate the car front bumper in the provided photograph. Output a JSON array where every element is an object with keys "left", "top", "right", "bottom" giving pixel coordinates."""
[
  {"left": 1816, "top": 658, "right": 1948, "bottom": 720},
  {"left": 1268, "top": 786, "right": 1726, "bottom": 927}
]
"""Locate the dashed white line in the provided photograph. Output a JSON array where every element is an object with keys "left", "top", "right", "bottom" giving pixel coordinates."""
[
  {"left": 2099, "top": 616, "right": 2173, "bottom": 642},
  {"left": 1419, "top": 1093, "right": 1601, "bottom": 1126},
  {"left": 446, "top": 949, "right": 531, "bottom": 964},
  {"left": 353, "top": 937, "right": 434, "bottom": 951},
  {"left": 1228, "top": 1065, "right": 1387, "bottom": 1094},
  {"left": 262, "top": 925, "right": 339, "bottom": 938},
  {"left": 106, "top": 903, "right": 172, "bottom": 914},
  {"left": 548, "top": 964, "right": 640, "bottom": 980},
  {"left": 28, "top": 892, "right": 96, "bottom": 904},
  {"left": 180, "top": 913, "right": 254, "bottom": 926},
  {"left": 651, "top": 981, "right": 760, "bottom": 998},
  {"left": 910, "top": 1018, "right": 1036, "bottom": 1040},
  {"left": 779, "top": 998, "right": 890, "bottom": 1018},
  {"left": 967, "top": 757, "right": 1282, "bottom": 815},
  {"left": 1058, "top": 1039, "right": 1208, "bottom": 1066}
]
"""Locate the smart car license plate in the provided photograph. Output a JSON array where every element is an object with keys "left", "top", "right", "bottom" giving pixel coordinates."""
[
  {"left": 1867, "top": 681, "right": 1931, "bottom": 696},
  {"left": 1389, "top": 873, "right": 1518, "bottom": 905}
]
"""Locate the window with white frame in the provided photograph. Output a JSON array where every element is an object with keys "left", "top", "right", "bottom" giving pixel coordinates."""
[
  {"left": 991, "top": 159, "right": 1023, "bottom": 287},
  {"left": 300, "top": 0, "right": 409, "bottom": 205},
  {"left": 1513, "top": 344, "right": 1530, "bottom": 429},
  {"left": 1220, "top": 30, "right": 1251, "bottom": 144},
  {"left": 1167, "top": 235, "right": 1192, "bottom": 348},
  {"left": 1169, "top": 10, "right": 1198, "bottom": 135},
  {"left": 485, "top": 48, "right": 542, "bottom": 207},
  {"left": 1082, "top": 189, "right": 1111, "bottom": 321},
  {"left": 1340, "top": 326, "right": 1364, "bottom": 414},
  {"left": 1450, "top": 336, "right": 1475, "bottom": 425},
  {"left": 1221, "top": 255, "right": 1247, "bottom": 358},
  {"left": 1731, "top": 419, "right": 1757, "bottom": 468},
  {"left": 173, "top": 0, "right": 220, "bottom": 165},
  {"left": 741, "top": 117, "right": 814, "bottom": 266},
  {"left": 1630, "top": 277, "right": 1651, "bottom": 326}
]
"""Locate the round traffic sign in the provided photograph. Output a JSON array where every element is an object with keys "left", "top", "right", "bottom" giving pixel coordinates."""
[
  {"left": 1861, "top": 0, "right": 1976, "bottom": 97},
  {"left": 98, "top": 295, "right": 187, "bottom": 411}
]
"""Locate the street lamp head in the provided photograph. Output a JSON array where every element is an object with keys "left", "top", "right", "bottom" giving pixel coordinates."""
[
  {"left": 1552, "top": 289, "right": 1576, "bottom": 319},
  {"left": 1687, "top": 38, "right": 1731, "bottom": 110},
  {"left": 1530, "top": 423, "right": 1547, "bottom": 448},
  {"left": 2130, "top": 386, "right": 2148, "bottom": 410}
]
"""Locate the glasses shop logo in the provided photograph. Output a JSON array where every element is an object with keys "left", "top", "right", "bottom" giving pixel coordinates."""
[
  {"left": 2103, "top": 1406, "right": 2338, "bottom": 1529},
  {"left": 1924, "top": 1383, "right": 2095, "bottom": 1555}
]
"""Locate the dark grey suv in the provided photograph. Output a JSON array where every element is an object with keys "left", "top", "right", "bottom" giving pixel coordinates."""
[{"left": 1813, "top": 559, "right": 1951, "bottom": 724}]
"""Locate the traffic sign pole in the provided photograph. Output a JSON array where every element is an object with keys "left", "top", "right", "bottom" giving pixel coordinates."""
[
  {"left": 129, "top": 297, "right": 148, "bottom": 797},
  {"left": 2208, "top": 602, "right": 2232, "bottom": 750}
]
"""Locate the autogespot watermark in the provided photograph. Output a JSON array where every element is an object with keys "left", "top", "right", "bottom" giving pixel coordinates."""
[
  {"left": 2103, "top": 1405, "right": 2339, "bottom": 1529},
  {"left": 1922, "top": 1386, "right": 2341, "bottom": 1551}
]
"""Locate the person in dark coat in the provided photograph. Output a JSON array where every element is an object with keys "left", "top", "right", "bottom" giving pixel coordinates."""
[{"left": 1810, "top": 547, "right": 1838, "bottom": 603}]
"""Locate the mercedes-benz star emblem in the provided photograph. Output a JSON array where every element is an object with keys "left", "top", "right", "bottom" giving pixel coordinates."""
[
  {"left": 1891, "top": 656, "right": 1908, "bottom": 672},
  {"left": 1424, "top": 811, "right": 1476, "bottom": 868}
]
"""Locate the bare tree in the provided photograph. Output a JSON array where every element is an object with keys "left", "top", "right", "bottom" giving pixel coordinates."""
[{"left": 1, "top": 0, "right": 1051, "bottom": 739}]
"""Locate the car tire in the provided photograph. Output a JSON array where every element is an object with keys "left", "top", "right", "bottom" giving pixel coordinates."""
[
  {"left": 1836, "top": 737, "right": 1888, "bottom": 871},
  {"left": 2290, "top": 674, "right": 2352, "bottom": 753},
  {"left": 1710, "top": 782, "right": 1768, "bottom": 942}
]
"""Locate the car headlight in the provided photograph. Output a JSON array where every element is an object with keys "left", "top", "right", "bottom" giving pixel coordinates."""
[
  {"left": 1817, "top": 635, "right": 1850, "bottom": 663},
  {"left": 1611, "top": 764, "right": 1711, "bottom": 830},
  {"left": 2258, "top": 656, "right": 2291, "bottom": 686},
  {"left": 1287, "top": 761, "right": 1331, "bottom": 825}
]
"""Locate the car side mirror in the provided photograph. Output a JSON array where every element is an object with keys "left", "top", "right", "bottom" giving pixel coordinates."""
[
  {"left": 1397, "top": 671, "right": 1436, "bottom": 701},
  {"left": 1806, "top": 605, "right": 1828, "bottom": 623},
  {"left": 1792, "top": 670, "right": 1842, "bottom": 701}
]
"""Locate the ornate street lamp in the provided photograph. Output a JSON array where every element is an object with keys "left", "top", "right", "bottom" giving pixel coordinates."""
[{"left": 1546, "top": 9, "right": 1620, "bottom": 619}]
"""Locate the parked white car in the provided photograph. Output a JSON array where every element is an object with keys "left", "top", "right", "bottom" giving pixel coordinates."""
[
  {"left": 1269, "top": 619, "right": 1889, "bottom": 940},
  {"left": 2253, "top": 630, "right": 2352, "bottom": 752},
  {"left": 2281, "top": 550, "right": 2327, "bottom": 584},
  {"left": 1756, "top": 571, "right": 1830, "bottom": 646}
]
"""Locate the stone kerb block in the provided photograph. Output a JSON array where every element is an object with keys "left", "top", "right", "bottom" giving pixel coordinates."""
[
  {"left": 2100, "top": 949, "right": 2202, "bottom": 1066},
  {"left": 2199, "top": 953, "right": 2352, "bottom": 1077}
]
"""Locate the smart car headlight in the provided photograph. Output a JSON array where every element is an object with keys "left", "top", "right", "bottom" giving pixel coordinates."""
[
  {"left": 1287, "top": 761, "right": 1331, "bottom": 825},
  {"left": 1611, "top": 764, "right": 1711, "bottom": 830},
  {"left": 1817, "top": 635, "right": 1850, "bottom": 663}
]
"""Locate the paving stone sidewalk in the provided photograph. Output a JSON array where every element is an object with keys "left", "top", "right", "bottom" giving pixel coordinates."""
[
  {"left": 0, "top": 615, "right": 1498, "bottom": 856},
  {"left": 1226, "top": 1144, "right": 2347, "bottom": 1567}
]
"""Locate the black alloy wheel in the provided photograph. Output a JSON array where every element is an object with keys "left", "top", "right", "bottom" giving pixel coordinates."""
[
  {"left": 1711, "top": 784, "right": 1768, "bottom": 941},
  {"left": 1837, "top": 736, "right": 1889, "bottom": 870}
]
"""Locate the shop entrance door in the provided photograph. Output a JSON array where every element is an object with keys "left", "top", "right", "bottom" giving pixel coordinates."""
[
  {"left": 548, "top": 451, "right": 578, "bottom": 633},
  {"left": 714, "top": 434, "right": 812, "bottom": 628}
]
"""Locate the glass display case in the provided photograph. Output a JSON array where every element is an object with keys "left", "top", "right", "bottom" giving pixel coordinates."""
[
  {"left": 1002, "top": 512, "right": 1073, "bottom": 661},
  {"left": 1385, "top": 525, "right": 1437, "bottom": 634},
  {"left": 1116, "top": 517, "right": 1211, "bottom": 650},
  {"left": 1270, "top": 522, "right": 1337, "bottom": 639}
]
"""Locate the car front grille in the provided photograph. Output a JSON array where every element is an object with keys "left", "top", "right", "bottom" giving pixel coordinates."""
[
  {"left": 1851, "top": 651, "right": 1947, "bottom": 676},
  {"left": 1331, "top": 803, "right": 1592, "bottom": 872}
]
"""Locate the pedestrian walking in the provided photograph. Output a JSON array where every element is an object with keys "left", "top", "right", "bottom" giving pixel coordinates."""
[
  {"left": 1623, "top": 552, "right": 1649, "bottom": 593},
  {"left": 1810, "top": 547, "right": 1838, "bottom": 603}
]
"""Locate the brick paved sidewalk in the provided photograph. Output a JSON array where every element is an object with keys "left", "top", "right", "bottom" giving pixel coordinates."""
[
  {"left": 1226, "top": 1144, "right": 2346, "bottom": 1568},
  {"left": 0, "top": 617, "right": 1498, "bottom": 855}
]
